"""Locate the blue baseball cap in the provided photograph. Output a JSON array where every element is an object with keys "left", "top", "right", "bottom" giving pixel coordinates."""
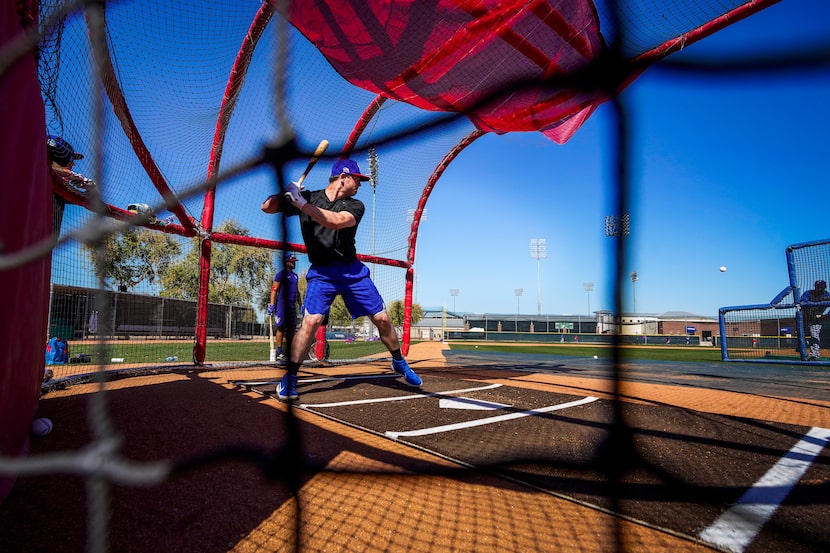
[
  {"left": 47, "top": 135, "right": 84, "bottom": 167},
  {"left": 284, "top": 252, "right": 297, "bottom": 261},
  {"left": 331, "top": 159, "right": 370, "bottom": 181}
]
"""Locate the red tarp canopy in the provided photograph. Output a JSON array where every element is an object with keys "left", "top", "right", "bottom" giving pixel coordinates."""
[{"left": 287, "top": 0, "right": 607, "bottom": 144}]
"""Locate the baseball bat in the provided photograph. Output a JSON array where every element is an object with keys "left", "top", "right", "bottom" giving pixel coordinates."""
[
  {"left": 295, "top": 139, "right": 329, "bottom": 189},
  {"left": 268, "top": 314, "right": 276, "bottom": 362}
]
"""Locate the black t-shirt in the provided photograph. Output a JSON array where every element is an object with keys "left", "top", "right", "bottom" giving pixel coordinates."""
[{"left": 296, "top": 189, "right": 365, "bottom": 266}]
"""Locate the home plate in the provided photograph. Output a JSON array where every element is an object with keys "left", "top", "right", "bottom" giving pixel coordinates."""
[{"left": 439, "top": 397, "right": 511, "bottom": 411}]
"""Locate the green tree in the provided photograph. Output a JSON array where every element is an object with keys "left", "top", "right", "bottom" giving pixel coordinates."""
[
  {"left": 388, "top": 300, "right": 424, "bottom": 329},
  {"left": 328, "top": 296, "right": 353, "bottom": 327},
  {"left": 159, "top": 245, "right": 200, "bottom": 299},
  {"left": 210, "top": 220, "right": 271, "bottom": 305},
  {"left": 161, "top": 220, "right": 271, "bottom": 306},
  {"left": 85, "top": 227, "right": 182, "bottom": 291}
]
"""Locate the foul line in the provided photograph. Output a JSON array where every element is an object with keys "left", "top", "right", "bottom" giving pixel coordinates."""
[
  {"left": 300, "top": 383, "right": 502, "bottom": 408},
  {"left": 698, "top": 426, "right": 830, "bottom": 553},
  {"left": 385, "top": 396, "right": 599, "bottom": 439}
]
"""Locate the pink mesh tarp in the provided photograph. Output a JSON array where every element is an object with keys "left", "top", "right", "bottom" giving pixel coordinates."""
[{"left": 287, "top": 0, "right": 607, "bottom": 144}]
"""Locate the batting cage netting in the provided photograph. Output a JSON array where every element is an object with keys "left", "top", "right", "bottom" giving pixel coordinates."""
[
  {"left": 27, "top": 0, "right": 790, "bottom": 375},
  {"left": 720, "top": 238, "right": 830, "bottom": 364},
  {"left": 2, "top": 1, "right": 829, "bottom": 552}
]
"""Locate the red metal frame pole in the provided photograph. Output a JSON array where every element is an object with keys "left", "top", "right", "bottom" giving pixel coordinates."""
[
  {"left": 194, "top": 4, "right": 273, "bottom": 363},
  {"left": 402, "top": 130, "right": 484, "bottom": 352}
]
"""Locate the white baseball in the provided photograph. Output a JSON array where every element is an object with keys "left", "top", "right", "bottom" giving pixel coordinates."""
[{"left": 719, "top": 266, "right": 726, "bottom": 272}]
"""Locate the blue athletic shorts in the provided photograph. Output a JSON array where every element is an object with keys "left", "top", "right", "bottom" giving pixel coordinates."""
[
  {"left": 303, "top": 260, "right": 384, "bottom": 319},
  {"left": 274, "top": 304, "right": 296, "bottom": 329}
]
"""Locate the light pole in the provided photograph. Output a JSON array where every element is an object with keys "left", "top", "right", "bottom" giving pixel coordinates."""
[
  {"left": 630, "top": 271, "right": 638, "bottom": 312},
  {"left": 583, "top": 281, "right": 594, "bottom": 315},
  {"left": 450, "top": 289, "right": 459, "bottom": 312},
  {"left": 604, "top": 214, "right": 630, "bottom": 237},
  {"left": 368, "top": 148, "right": 378, "bottom": 266},
  {"left": 606, "top": 214, "right": 631, "bottom": 323},
  {"left": 514, "top": 288, "right": 523, "bottom": 332},
  {"left": 530, "top": 239, "right": 546, "bottom": 315}
]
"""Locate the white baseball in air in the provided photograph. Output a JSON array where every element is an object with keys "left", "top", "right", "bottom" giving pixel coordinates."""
[{"left": 719, "top": 266, "right": 727, "bottom": 272}]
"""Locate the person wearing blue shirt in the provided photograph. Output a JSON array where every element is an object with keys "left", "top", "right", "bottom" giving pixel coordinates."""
[
  {"left": 267, "top": 252, "right": 300, "bottom": 361},
  {"left": 800, "top": 280, "right": 830, "bottom": 361},
  {"left": 261, "top": 158, "right": 422, "bottom": 400}
]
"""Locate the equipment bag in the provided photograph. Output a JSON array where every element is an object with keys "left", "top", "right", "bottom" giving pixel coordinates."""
[{"left": 45, "top": 337, "right": 69, "bottom": 365}]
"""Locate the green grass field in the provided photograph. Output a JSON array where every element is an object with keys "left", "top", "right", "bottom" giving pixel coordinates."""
[
  {"left": 65, "top": 339, "right": 392, "bottom": 365},
  {"left": 65, "top": 339, "right": 724, "bottom": 366},
  {"left": 448, "top": 342, "right": 725, "bottom": 363}
]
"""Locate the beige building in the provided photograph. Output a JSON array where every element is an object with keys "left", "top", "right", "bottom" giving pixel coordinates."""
[
  {"left": 595, "top": 310, "right": 718, "bottom": 341},
  {"left": 413, "top": 308, "right": 719, "bottom": 342}
]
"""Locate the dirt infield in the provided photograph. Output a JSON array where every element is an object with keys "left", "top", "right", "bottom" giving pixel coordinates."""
[{"left": 1, "top": 342, "right": 827, "bottom": 552}]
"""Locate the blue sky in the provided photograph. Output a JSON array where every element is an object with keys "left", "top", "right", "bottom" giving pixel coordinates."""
[
  {"left": 411, "top": 0, "right": 830, "bottom": 317},
  {"left": 50, "top": 0, "right": 829, "bottom": 321}
]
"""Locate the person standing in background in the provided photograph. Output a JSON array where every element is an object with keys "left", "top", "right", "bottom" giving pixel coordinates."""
[
  {"left": 267, "top": 252, "right": 300, "bottom": 361},
  {"left": 800, "top": 279, "right": 830, "bottom": 361}
]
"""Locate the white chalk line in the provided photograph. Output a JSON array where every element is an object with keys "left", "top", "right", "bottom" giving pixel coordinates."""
[
  {"left": 698, "top": 426, "right": 830, "bottom": 553},
  {"left": 385, "top": 396, "right": 599, "bottom": 439},
  {"left": 300, "top": 383, "right": 502, "bottom": 408}
]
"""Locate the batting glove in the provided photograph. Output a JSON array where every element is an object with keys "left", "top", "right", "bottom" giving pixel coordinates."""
[
  {"left": 267, "top": 304, "right": 275, "bottom": 315},
  {"left": 284, "top": 182, "right": 307, "bottom": 209}
]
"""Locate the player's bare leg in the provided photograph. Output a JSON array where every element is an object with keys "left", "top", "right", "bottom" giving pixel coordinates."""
[
  {"left": 371, "top": 311, "right": 400, "bottom": 352},
  {"left": 370, "top": 311, "right": 422, "bottom": 387},
  {"left": 290, "top": 313, "right": 325, "bottom": 364}
]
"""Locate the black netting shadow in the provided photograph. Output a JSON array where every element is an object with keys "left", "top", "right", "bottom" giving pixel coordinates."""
[{"left": 3, "top": 1, "right": 830, "bottom": 552}]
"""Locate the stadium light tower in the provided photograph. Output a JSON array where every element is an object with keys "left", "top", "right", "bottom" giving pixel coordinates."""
[
  {"left": 604, "top": 214, "right": 630, "bottom": 237},
  {"left": 530, "top": 239, "right": 546, "bottom": 315},
  {"left": 450, "top": 288, "right": 459, "bottom": 312},
  {"left": 630, "top": 271, "right": 638, "bottom": 312},
  {"left": 606, "top": 215, "right": 632, "bottom": 317},
  {"left": 583, "top": 281, "right": 594, "bottom": 315},
  {"left": 368, "top": 149, "right": 378, "bottom": 251}
]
